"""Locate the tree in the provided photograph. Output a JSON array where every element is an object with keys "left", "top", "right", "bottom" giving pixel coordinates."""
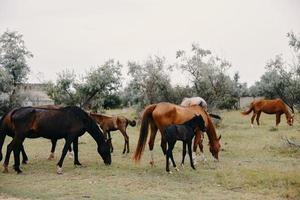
[
  {"left": 46, "top": 69, "right": 79, "bottom": 106},
  {"left": 45, "top": 59, "right": 122, "bottom": 111},
  {"left": 125, "top": 56, "right": 175, "bottom": 110},
  {"left": 252, "top": 31, "right": 300, "bottom": 111},
  {"left": 176, "top": 43, "right": 243, "bottom": 109},
  {"left": 0, "top": 30, "right": 33, "bottom": 113}
]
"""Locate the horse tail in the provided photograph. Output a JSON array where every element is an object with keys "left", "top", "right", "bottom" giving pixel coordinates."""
[
  {"left": 133, "top": 104, "right": 157, "bottom": 161},
  {"left": 0, "top": 111, "right": 10, "bottom": 161},
  {"left": 241, "top": 103, "right": 253, "bottom": 115},
  {"left": 209, "top": 113, "right": 222, "bottom": 120},
  {"left": 127, "top": 119, "right": 136, "bottom": 127}
]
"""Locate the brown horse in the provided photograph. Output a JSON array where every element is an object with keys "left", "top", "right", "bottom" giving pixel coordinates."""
[
  {"left": 133, "top": 102, "right": 221, "bottom": 165},
  {"left": 89, "top": 112, "right": 136, "bottom": 154},
  {"left": 241, "top": 98, "right": 294, "bottom": 127}
]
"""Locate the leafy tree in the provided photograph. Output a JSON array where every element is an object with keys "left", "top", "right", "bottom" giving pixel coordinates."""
[
  {"left": 46, "top": 69, "right": 79, "bottom": 106},
  {"left": 252, "top": 31, "right": 300, "bottom": 111},
  {"left": 125, "top": 56, "right": 175, "bottom": 110},
  {"left": 46, "top": 59, "right": 122, "bottom": 111},
  {"left": 0, "top": 30, "right": 33, "bottom": 113},
  {"left": 176, "top": 43, "right": 244, "bottom": 109}
]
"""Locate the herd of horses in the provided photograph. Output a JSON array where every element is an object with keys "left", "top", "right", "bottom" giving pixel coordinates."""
[{"left": 0, "top": 97, "right": 295, "bottom": 174}]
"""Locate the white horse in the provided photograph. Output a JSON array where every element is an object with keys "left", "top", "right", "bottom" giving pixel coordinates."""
[{"left": 180, "top": 97, "right": 208, "bottom": 111}]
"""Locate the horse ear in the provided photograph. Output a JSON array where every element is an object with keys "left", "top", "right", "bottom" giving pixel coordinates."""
[{"left": 218, "top": 135, "right": 222, "bottom": 140}]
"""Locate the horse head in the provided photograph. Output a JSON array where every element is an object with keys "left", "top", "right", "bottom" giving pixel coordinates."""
[
  {"left": 287, "top": 114, "right": 294, "bottom": 126},
  {"left": 98, "top": 138, "right": 112, "bottom": 165},
  {"left": 209, "top": 135, "right": 221, "bottom": 161}
]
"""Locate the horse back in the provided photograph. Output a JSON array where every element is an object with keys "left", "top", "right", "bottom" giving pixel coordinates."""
[
  {"left": 152, "top": 102, "right": 208, "bottom": 129},
  {"left": 12, "top": 107, "right": 86, "bottom": 139}
]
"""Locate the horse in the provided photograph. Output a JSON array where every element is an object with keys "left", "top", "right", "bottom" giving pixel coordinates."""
[
  {"left": 0, "top": 105, "right": 73, "bottom": 163},
  {"left": 89, "top": 112, "right": 136, "bottom": 154},
  {"left": 165, "top": 114, "right": 206, "bottom": 173},
  {"left": 180, "top": 97, "right": 221, "bottom": 157},
  {"left": 0, "top": 106, "right": 111, "bottom": 174},
  {"left": 180, "top": 97, "right": 208, "bottom": 111},
  {"left": 241, "top": 98, "right": 294, "bottom": 127},
  {"left": 133, "top": 102, "right": 221, "bottom": 166}
]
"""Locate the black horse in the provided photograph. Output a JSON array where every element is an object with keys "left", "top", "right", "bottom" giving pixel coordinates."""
[
  {"left": 165, "top": 114, "right": 206, "bottom": 173},
  {"left": 0, "top": 107, "right": 73, "bottom": 164},
  {"left": 0, "top": 106, "right": 111, "bottom": 174}
]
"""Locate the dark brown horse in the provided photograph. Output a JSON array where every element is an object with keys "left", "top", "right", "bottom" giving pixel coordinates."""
[
  {"left": 0, "top": 105, "right": 73, "bottom": 163},
  {"left": 133, "top": 102, "right": 221, "bottom": 165},
  {"left": 89, "top": 112, "right": 136, "bottom": 154},
  {"left": 0, "top": 106, "right": 111, "bottom": 174},
  {"left": 242, "top": 98, "right": 294, "bottom": 127}
]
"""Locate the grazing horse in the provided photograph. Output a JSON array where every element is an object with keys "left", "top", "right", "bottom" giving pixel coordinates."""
[
  {"left": 89, "top": 112, "right": 136, "bottom": 154},
  {"left": 0, "top": 106, "right": 111, "bottom": 174},
  {"left": 133, "top": 102, "right": 221, "bottom": 165},
  {"left": 165, "top": 114, "right": 206, "bottom": 173},
  {"left": 241, "top": 98, "right": 294, "bottom": 127},
  {"left": 181, "top": 97, "right": 208, "bottom": 111},
  {"left": 0, "top": 105, "right": 73, "bottom": 164}
]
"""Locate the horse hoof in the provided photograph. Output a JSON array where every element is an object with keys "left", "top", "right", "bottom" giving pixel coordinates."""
[
  {"left": 22, "top": 160, "right": 28, "bottom": 165},
  {"left": 48, "top": 153, "right": 55, "bottom": 160},
  {"left": 181, "top": 164, "right": 184, "bottom": 169},
  {"left": 74, "top": 163, "right": 82, "bottom": 167},
  {"left": 149, "top": 161, "right": 155, "bottom": 167},
  {"left": 57, "top": 166, "right": 63, "bottom": 174},
  {"left": 251, "top": 124, "right": 254, "bottom": 128},
  {"left": 16, "top": 170, "right": 23, "bottom": 174},
  {"left": 168, "top": 171, "right": 173, "bottom": 174},
  {"left": 174, "top": 167, "right": 179, "bottom": 171},
  {"left": 3, "top": 168, "right": 9, "bottom": 173}
]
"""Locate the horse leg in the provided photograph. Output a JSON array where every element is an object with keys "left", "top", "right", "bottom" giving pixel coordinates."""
[
  {"left": 276, "top": 113, "right": 281, "bottom": 127},
  {"left": 166, "top": 146, "right": 171, "bottom": 173},
  {"left": 73, "top": 137, "right": 81, "bottom": 166},
  {"left": 120, "top": 129, "right": 129, "bottom": 154},
  {"left": 149, "top": 123, "right": 158, "bottom": 166},
  {"left": 3, "top": 140, "right": 16, "bottom": 173},
  {"left": 65, "top": 138, "right": 74, "bottom": 159},
  {"left": 256, "top": 111, "right": 261, "bottom": 126},
  {"left": 169, "top": 144, "right": 178, "bottom": 171},
  {"left": 159, "top": 128, "right": 167, "bottom": 155},
  {"left": 107, "top": 131, "right": 113, "bottom": 153},
  {"left": 192, "top": 130, "right": 203, "bottom": 165},
  {"left": 251, "top": 112, "right": 257, "bottom": 128},
  {"left": 181, "top": 142, "right": 187, "bottom": 168},
  {"left": 20, "top": 144, "right": 28, "bottom": 164},
  {"left": 48, "top": 139, "right": 57, "bottom": 160},
  {"left": 166, "top": 141, "right": 176, "bottom": 173},
  {"left": 57, "top": 135, "right": 75, "bottom": 174},
  {"left": 13, "top": 141, "right": 23, "bottom": 174},
  {"left": 188, "top": 141, "right": 196, "bottom": 170}
]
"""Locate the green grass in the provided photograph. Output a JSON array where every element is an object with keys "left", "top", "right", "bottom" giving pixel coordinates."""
[{"left": 1, "top": 108, "right": 300, "bottom": 200}]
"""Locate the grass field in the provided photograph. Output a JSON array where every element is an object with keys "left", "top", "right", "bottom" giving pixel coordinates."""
[{"left": 0, "top": 108, "right": 299, "bottom": 200}]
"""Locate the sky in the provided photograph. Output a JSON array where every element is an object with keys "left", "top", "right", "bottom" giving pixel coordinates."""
[{"left": 0, "top": 0, "right": 299, "bottom": 86}]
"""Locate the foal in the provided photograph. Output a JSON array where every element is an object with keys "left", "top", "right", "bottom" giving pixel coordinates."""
[{"left": 165, "top": 114, "right": 206, "bottom": 173}]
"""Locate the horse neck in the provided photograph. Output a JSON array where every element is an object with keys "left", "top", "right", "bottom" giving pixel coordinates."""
[
  {"left": 282, "top": 106, "right": 292, "bottom": 119},
  {"left": 184, "top": 118, "right": 198, "bottom": 129},
  {"left": 205, "top": 117, "right": 218, "bottom": 145},
  {"left": 87, "top": 119, "right": 105, "bottom": 146}
]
